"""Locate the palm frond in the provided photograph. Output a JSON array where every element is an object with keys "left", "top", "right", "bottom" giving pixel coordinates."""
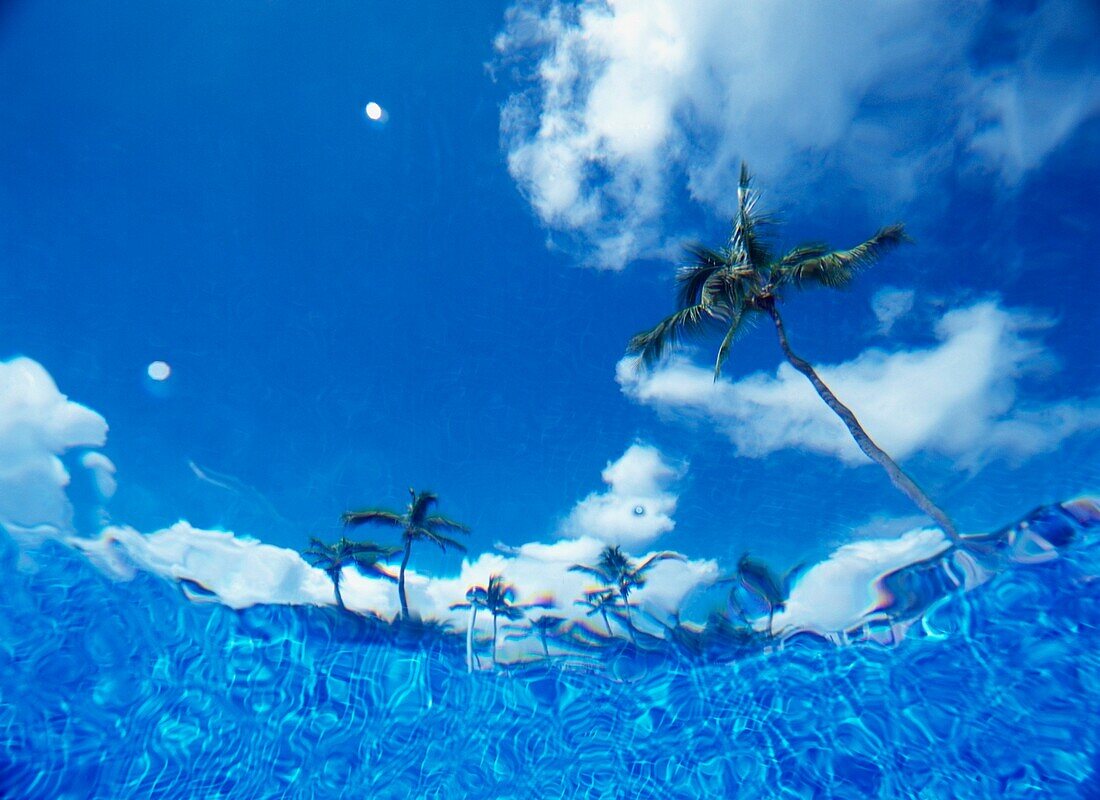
[
  {"left": 345, "top": 542, "right": 400, "bottom": 557},
  {"left": 425, "top": 514, "right": 470, "bottom": 534},
  {"left": 350, "top": 546, "right": 398, "bottom": 567},
  {"left": 737, "top": 554, "right": 783, "bottom": 606},
  {"left": 303, "top": 552, "right": 334, "bottom": 570},
  {"left": 626, "top": 304, "right": 722, "bottom": 370},
  {"left": 597, "top": 546, "right": 631, "bottom": 575},
  {"left": 775, "top": 224, "right": 908, "bottom": 289},
  {"left": 635, "top": 551, "right": 686, "bottom": 575},
  {"left": 712, "top": 306, "right": 746, "bottom": 380},
  {"left": 676, "top": 245, "right": 728, "bottom": 307},
  {"left": 303, "top": 539, "right": 336, "bottom": 568},
  {"left": 730, "top": 163, "right": 773, "bottom": 268},
  {"left": 408, "top": 491, "right": 439, "bottom": 526},
  {"left": 376, "top": 568, "right": 401, "bottom": 584},
  {"left": 341, "top": 509, "right": 403, "bottom": 528},
  {"left": 568, "top": 564, "right": 611, "bottom": 583},
  {"left": 700, "top": 269, "right": 750, "bottom": 311},
  {"left": 418, "top": 530, "right": 468, "bottom": 552}
]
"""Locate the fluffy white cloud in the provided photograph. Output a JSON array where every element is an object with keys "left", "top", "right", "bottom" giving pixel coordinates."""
[
  {"left": 618, "top": 301, "right": 1100, "bottom": 469},
  {"left": 0, "top": 357, "right": 109, "bottom": 533},
  {"left": 496, "top": 0, "right": 1098, "bottom": 267},
  {"left": 774, "top": 526, "right": 950, "bottom": 634},
  {"left": 72, "top": 522, "right": 341, "bottom": 609},
  {"left": 558, "top": 442, "right": 683, "bottom": 546}
]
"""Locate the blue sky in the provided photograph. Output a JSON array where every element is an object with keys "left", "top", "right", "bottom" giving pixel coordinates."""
[{"left": 1, "top": 0, "right": 1097, "bottom": 582}]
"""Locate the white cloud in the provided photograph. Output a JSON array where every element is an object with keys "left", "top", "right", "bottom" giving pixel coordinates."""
[
  {"left": 618, "top": 301, "right": 1100, "bottom": 470},
  {"left": 496, "top": 0, "right": 1098, "bottom": 267},
  {"left": 0, "top": 357, "right": 108, "bottom": 533},
  {"left": 81, "top": 451, "right": 118, "bottom": 499},
  {"left": 871, "top": 287, "right": 915, "bottom": 336},
  {"left": 774, "top": 526, "right": 950, "bottom": 634},
  {"left": 558, "top": 442, "right": 684, "bottom": 546},
  {"left": 72, "top": 522, "right": 340, "bottom": 609}
]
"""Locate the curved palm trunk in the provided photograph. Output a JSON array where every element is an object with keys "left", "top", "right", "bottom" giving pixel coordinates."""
[
  {"left": 397, "top": 538, "right": 412, "bottom": 620},
  {"left": 540, "top": 629, "right": 549, "bottom": 657},
  {"left": 600, "top": 610, "right": 612, "bottom": 636},
  {"left": 766, "top": 306, "right": 960, "bottom": 544},
  {"left": 491, "top": 614, "right": 499, "bottom": 666},
  {"left": 466, "top": 606, "right": 478, "bottom": 673}
]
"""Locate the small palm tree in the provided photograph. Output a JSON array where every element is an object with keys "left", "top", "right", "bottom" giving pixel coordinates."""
[
  {"left": 627, "top": 164, "right": 959, "bottom": 543},
  {"left": 454, "top": 576, "right": 550, "bottom": 668},
  {"left": 727, "top": 553, "right": 804, "bottom": 636},
  {"left": 343, "top": 488, "right": 469, "bottom": 620},
  {"left": 570, "top": 545, "right": 684, "bottom": 641},
  {"left": 485, "top": 576, "right": 526, "bottom": 666},
  {"left": 506, "top": 614, "right": 567, "bottom": 657},
  {"left": 575, "top": 588, "right": 621, "bottom": 636},
  {"left": 303, "top": 537, "right": 399, "bottom": 611}
]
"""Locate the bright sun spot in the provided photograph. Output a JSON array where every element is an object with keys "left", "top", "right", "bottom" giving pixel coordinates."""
[
  {"left": 147, "top": 361, "right": 171, "bottom": 381},
  {"left": 364, "top": 102, "right": 383, "bottom": 121}
]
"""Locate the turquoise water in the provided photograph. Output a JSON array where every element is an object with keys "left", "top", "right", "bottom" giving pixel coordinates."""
[{"left": 2, "top": 500, "right": 1098, "bottom": 799}]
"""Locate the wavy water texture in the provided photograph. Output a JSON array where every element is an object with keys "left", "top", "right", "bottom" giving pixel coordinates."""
[{"left": 1, "top": 500, "right": 1098, "bottom": 798}]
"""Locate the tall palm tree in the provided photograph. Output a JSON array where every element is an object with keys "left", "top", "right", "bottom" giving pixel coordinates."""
[
  {"left": 343, "top": 488, "right": 469, "bottom": 620},
  {"left": 575, "top": 588, "right": 621, "bottom": 636},
  {"left": 627, "top": 164, "right": 959, "bottom": 544},
  {"left": 303, "top": 537, "right": 399, "bottom": 612},
  {"left": 570, "top": 545, "right": 684, "bottom": 640}
]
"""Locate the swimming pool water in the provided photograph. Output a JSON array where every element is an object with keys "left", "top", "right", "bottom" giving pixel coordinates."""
[{"left": 2, "top": 500, "right": 1099, "bottom": 799}]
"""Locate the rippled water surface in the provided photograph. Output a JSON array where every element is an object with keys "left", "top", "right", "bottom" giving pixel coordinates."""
[{"left": 2, "top": 502, "right": 1099, "bottom": 799}]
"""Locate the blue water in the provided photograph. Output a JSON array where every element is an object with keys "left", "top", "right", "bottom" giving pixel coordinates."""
[{"left": 2, "top": 501, "right": 1099, "bottom": 799}]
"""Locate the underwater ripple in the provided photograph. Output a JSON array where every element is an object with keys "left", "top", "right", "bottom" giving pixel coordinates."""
[{"left": 2, "top": 502, "right": 1100, "bottom": 799}]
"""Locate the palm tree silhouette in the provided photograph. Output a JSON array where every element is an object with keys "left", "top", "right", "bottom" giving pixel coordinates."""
[
  {"left": 726, "top": 553, "right": 804, "bottom": 636},
  {"left": 575, "top": 588, "right": 621, "bottom": 637},
  {"left": 483, "top": 575, "right": 535, "bottom": 666},
  {"left": 343, "top": 488, "right": 469, "bottom": 620},
  {"left": 456, "top": 576, "right": 554, "bottom": 668},
  {"left": 570, "top": 545, "right": 684, "bottom": 641},
  {"left": 627, "top": 164, "right": 959, "bottom": 543},
  {"left": 505, "top": 614, "right": 567, "bottom": 657},
  {"left": 303, "top": 537, "right": 399, "bottom": 611}
]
